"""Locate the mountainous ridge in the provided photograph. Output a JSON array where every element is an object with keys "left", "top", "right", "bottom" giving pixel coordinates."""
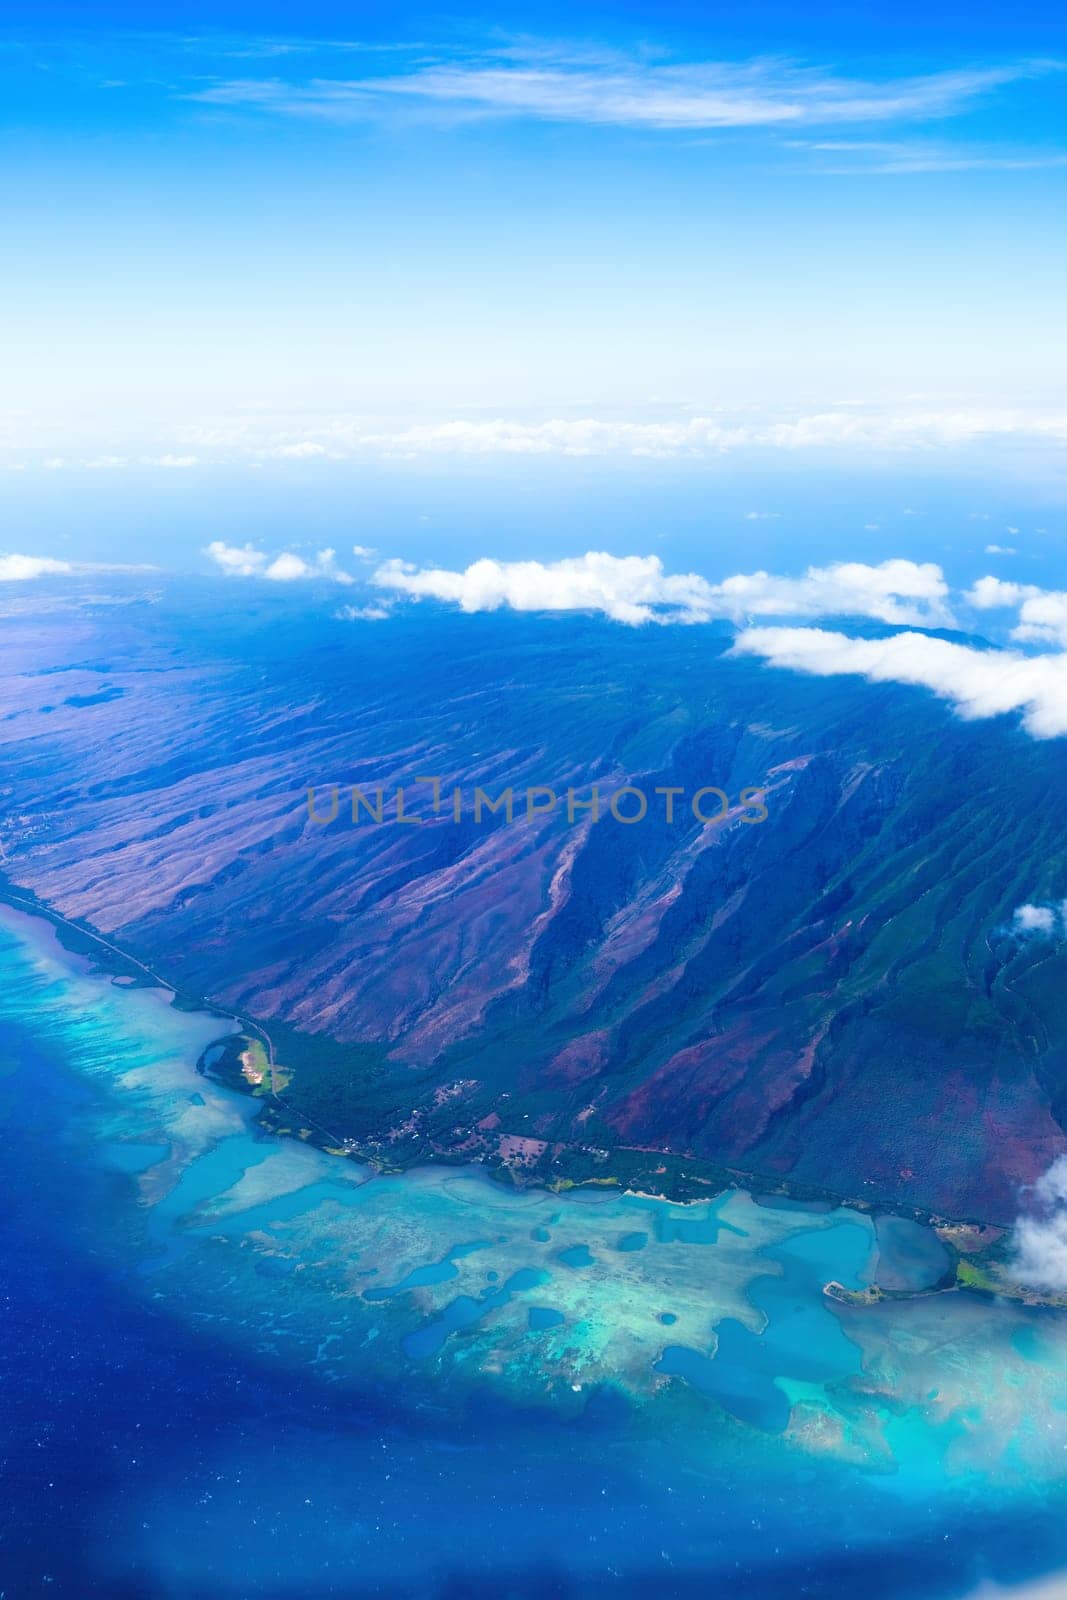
[{"left": 2, "top": 581, "right": 1065, "bottom": 1223}]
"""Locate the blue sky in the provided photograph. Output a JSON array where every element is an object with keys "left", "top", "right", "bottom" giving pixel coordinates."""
[{"left": 2, "top": 2, "right": 1066, "bottom": 568}]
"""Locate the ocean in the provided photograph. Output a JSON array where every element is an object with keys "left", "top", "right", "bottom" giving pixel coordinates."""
[{"left": 2, "top": 904, "right": 1066, "bottom": 1599}]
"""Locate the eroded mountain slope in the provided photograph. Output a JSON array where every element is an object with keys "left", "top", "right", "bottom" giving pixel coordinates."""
[{"left": 2, "top": 580, "right": 1065, "bottom": 1221}]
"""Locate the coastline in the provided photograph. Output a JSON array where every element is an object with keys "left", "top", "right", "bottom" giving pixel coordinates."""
[{"left": 0, "top": 880, "right": 1043, "bottom": 1307}]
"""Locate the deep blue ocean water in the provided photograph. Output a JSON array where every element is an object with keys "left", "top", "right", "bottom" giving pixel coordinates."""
[{"left": 3, "top": 906, "right": 1067, "bottom": 1599}]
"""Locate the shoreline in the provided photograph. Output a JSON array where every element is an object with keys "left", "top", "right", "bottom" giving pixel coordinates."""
[{"left": 0, "top": 880, "right": 1044, "bottom": 1305}]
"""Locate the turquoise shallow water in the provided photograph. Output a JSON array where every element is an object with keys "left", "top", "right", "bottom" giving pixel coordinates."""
[{"left": 2, "top": 904, "right": 1067, "bottom": 1598}]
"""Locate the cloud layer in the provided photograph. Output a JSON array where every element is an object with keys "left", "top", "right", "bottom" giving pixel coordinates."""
[
  {"left": 0, "top": 553, "right": 157, "bottom": 582},
  {"left": 277, "top": 409, "right": 1067, "bottom": 460},
  {"left": 11, "top": 539, "right": 1067, "bottom": 747},
  {"left": 732, "top": 626, "right": 1067, "bottom": 738},
  {"left": 196, "top": 545, "right": 1067, "bottom": 745},
  {"left": 205, "top": 541, "right": 353, "bottom": 584},
  {"left": 0, "top": 554, "right": 73, "bottom": 581},
  {"left": 10, "top": 406, "right": 1067, "bottom": 472},
  {"left": 372, "top": 554, "right": 953, "bottom": 628}
]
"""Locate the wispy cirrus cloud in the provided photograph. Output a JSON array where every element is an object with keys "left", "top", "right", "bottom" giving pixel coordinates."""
[
  {"left": 187, "top": 53, "right": 1059, "bottom": 133},
  {"left": 790, "top": 137, "right": 1067, "bottom": 174},
  {"left": 169, "top": 34, "right": 420, "bottom": 61}
]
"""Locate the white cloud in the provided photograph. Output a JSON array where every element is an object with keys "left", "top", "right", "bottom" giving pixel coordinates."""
[
  {"left": 1034, "top": 1157, "right": 1067, "bottom": 1207},
  {"left": 1013, "top": 1212, "right": 1067, "bottom": 1292},
  {"left": 1014, "top": 591, "right": 1067, "bottom": 649},
  {"left": 338, "top": 603, "right": 391, "bottom": 621},
  {"left": 703, "top": 559, "right": 953, "bottom": 625},
  {"left": 791, "top": 136, "right": 1067, "bottom": 175},
  {"left": 190, "top": 56, "right": 1050, "bottom": 133},
  {"left": 338, "top": 551, "right": 1047, "bottom": 742},
  {"left": 373, "top": 553, "right": 953, "bottom": 628},
  {"left": 351, "top": 544, "right": 378, "bottom": 559},
  {"left": 1012, "top": 903, "right": 1059, "bottom": 935},
  {"left": 0, "top": 553, "right": 157, "bottom": 582},
  {"left": 265, "top": 552, "right": 316, "bottom": 580},
  {"left": 744, "top": 511, "right": 780, "bottom": 521},
  {"left": 268, "top": 441, "right": 328, "bottom": 459},
  {"left": 984, "top": 543, "right": 1016, "bottom": 555},
  {"left": 0, "top": 553, "right": 74, "bottom": 581},
  {"left": 1011, "top": 1209, "right": 1067, "bottom": 1292},
  {"left": 318, "top": 410, "right": 1067, "bottom": 459},
  {"left": 205, "top": 541, "right": 352, "bottom": 583},
  {"left": 20, "top": 405, "right": 1067, "bottom": 468},
  {"left": 965, "top": 575, "right": 1039, "bottom": 609},
  {"left": 206, "top": 540, "right": 268, "bottom": 577},
  {"left": 1011, "top": 1156, "right": 1067, "bottom": 1293},
  {"left": 732, "top": 626, "right": 1067, "bottom": 738},
  {"left": 373, "top": 552, "right": 702, "bottom": 624},
  {"left": 267, "top": 547, "right": 352, "bottom": 583},
  {"left": 965, "top": 576, "right": 1067, "bottom": 649}
]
